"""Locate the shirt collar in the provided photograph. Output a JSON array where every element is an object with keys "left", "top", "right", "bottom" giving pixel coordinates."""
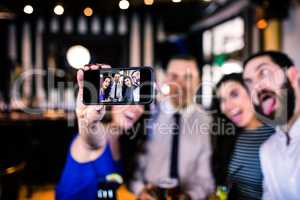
[{"left": 276, "top": 116, "right": 300, "bottom": 141}]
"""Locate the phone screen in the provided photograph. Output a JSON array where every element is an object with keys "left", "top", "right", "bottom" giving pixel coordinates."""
[
  {"left": 100, "top": 69, "right": 140, "bottom": 103},
  {"left": 83, "top": 67, "right": 153, "bottom": 105}
]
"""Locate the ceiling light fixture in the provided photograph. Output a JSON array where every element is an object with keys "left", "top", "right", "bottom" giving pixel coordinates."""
[
  {"left": 66, "top": 45, "right": 91, "bottom": 69},
  {"left": 144, "top": 0, "right": 154, "bottom": 5},
  {"left": 24, "top": 5, "right": 34, "bottom": 14},
  {"left": 83, "top": 7, "right": 93, "bottom": 17},
  {"left": 54, "top": 4, "right": 64, "bottom": 15},
  {"left": 119, "top": 0, "right": 130, "bottom": 10},
  {"left": 256, "top": 19, "right": 268, "bottom": 30},
  {"left": 172, "top": 0, "right": 182, "bottom": 3}
]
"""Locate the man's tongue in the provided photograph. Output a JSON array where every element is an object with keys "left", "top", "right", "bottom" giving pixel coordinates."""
[{"left": 262, "top": 97, "right": 276, "bottom": 115}]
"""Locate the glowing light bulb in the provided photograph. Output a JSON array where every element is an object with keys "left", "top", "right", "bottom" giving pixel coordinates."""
[
  {"left": 83, "top": 7, "right": 93, "bottom": 17},
  {"left": 66, "top": 45, "right": 91, "bottom": 69},
  {"left": 54, "top": 5, "right": 64, "bottom": 15},
  {"left": 144, "top": 0, "right": 154, "bottom": 5},
  {"left": 257, "top": 19, "right": 268, "bottom": 30},
  {"left": 24, "top": 5, "right": 33, "bottom": 14},
  {"left": 119, "top": 0, "right": 130, "bottom": 10},
  {"left": 161, "top": 84, "right": 171, "bottom": 95}
]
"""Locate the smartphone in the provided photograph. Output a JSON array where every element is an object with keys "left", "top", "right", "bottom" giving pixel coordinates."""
[{"left": 83, "top": 67, "right": 154, "bottom": 105}]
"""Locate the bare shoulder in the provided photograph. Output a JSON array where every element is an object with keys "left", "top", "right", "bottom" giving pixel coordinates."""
[{"left": 71, "top": 135, "right": 105, "bottom": 163}]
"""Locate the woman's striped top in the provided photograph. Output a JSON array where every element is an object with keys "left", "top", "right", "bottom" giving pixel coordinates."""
[{"left": 227, "top": 124, "right": 275, "bottom": 200}]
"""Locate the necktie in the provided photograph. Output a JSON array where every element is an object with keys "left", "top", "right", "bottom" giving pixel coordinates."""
[
  {"left": 114, "top": 82, "right": 117, "bottom": 99},
  {"left": 170, "top": 112, "right": 181, "bottom": 179}
]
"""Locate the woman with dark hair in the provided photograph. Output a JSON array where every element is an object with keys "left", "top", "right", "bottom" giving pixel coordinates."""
[
  {"left": 56, "top": 64, "right": 148, "bottom": 200},
  {"left": 211, "top": 73, "right": 274, "bottom": 200},
  {"left": 123, "top": 76, "right": 134, "bottom": 102},
  {"left": 99, "top": 76, "right": 112, "bottom": 102}
]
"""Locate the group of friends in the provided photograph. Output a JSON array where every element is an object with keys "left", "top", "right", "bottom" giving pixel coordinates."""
[
  {"left": 99, "top": 70, "right": 140, "bottom": 103},
  {"left": 56, "top": 51, "right": 300, "bottom": 200}
]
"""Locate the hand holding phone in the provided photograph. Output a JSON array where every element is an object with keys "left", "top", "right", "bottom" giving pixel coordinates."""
[
  {"left": 76, "top": 64, "right": 108, "bottom": 123},
  {"left": 73, "top": 64, "right": 109, "bottom": 159}
]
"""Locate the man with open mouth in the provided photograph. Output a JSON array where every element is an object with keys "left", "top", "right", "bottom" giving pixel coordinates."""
[{"left": 243, "top": 51, "right": 300, "bottom": 200}]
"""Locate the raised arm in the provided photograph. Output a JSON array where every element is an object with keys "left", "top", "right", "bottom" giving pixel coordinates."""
[{"left": 71, "top": 64, "right": 111, "bottom": 163}]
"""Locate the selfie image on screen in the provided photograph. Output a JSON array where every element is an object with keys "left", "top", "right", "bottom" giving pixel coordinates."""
[{"left": 99, "top": 69, "right": 140, "bottom": 103}]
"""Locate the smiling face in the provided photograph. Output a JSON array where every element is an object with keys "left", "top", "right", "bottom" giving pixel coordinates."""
[
  {"left": 243, "top": 56, "right": 295, "bottom": 125},
  {"left": 217, "top": 81, "right": 260, "bottom": 128},
  {"left": 111, "top": 105, "right": 144, "bottom": 130},
  {"left": 124, "top": 77, "right": 132, "bottom": 87},
  {"left": 114, "top": 73, "right": 120, "bottom": 82},
  {"left": 131, "top": 71, "right": 140, "bottom": 86},
  {"left": 102, "top": 77, "right": 111, "bottom": 90},
  {"left": 165, "top": 59, "right": 200, "bottom": 108}
]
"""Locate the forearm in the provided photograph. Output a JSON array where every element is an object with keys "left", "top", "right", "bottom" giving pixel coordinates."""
[{"left": 72, "top": 64, "right": 108, "bottom": 163}]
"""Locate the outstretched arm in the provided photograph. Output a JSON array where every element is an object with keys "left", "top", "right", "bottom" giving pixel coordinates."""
[{"left": 71, "top": 64, "right": 111, "bottom": 163}]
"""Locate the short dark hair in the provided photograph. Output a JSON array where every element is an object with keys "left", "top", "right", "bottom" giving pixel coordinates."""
[
  {"left": 216, "top": 73, "right": 245, "bottom": 91},
  {"left": 131, "top": 70, "right": 139, "bottom": 76},
  {"left": 243, "top": 51, "right": 294, "bottom": 69},
  {"left": 170, "top": 54, "right": 197, "bottom": 62},
  {"left": 124, "top": 76, "right": 132, "bottom": 84},
  {"left": 168, "top": 54, "right": 201, "bottom": 76},
  {"left": 209, "top": 73, "right": 246, "bottom": 112}
]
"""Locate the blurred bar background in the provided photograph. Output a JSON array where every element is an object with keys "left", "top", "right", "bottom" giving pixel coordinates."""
[{"left": 0, "top": 0, "right": 300, "bottom": 199}]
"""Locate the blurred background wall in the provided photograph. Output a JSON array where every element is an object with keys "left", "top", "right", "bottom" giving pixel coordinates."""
[
  {"left": 1, "top": 0, "right": 300, "bottom": 199},
  {"left": 283, "top": 4, "right": 300, "bottom": 67}
]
